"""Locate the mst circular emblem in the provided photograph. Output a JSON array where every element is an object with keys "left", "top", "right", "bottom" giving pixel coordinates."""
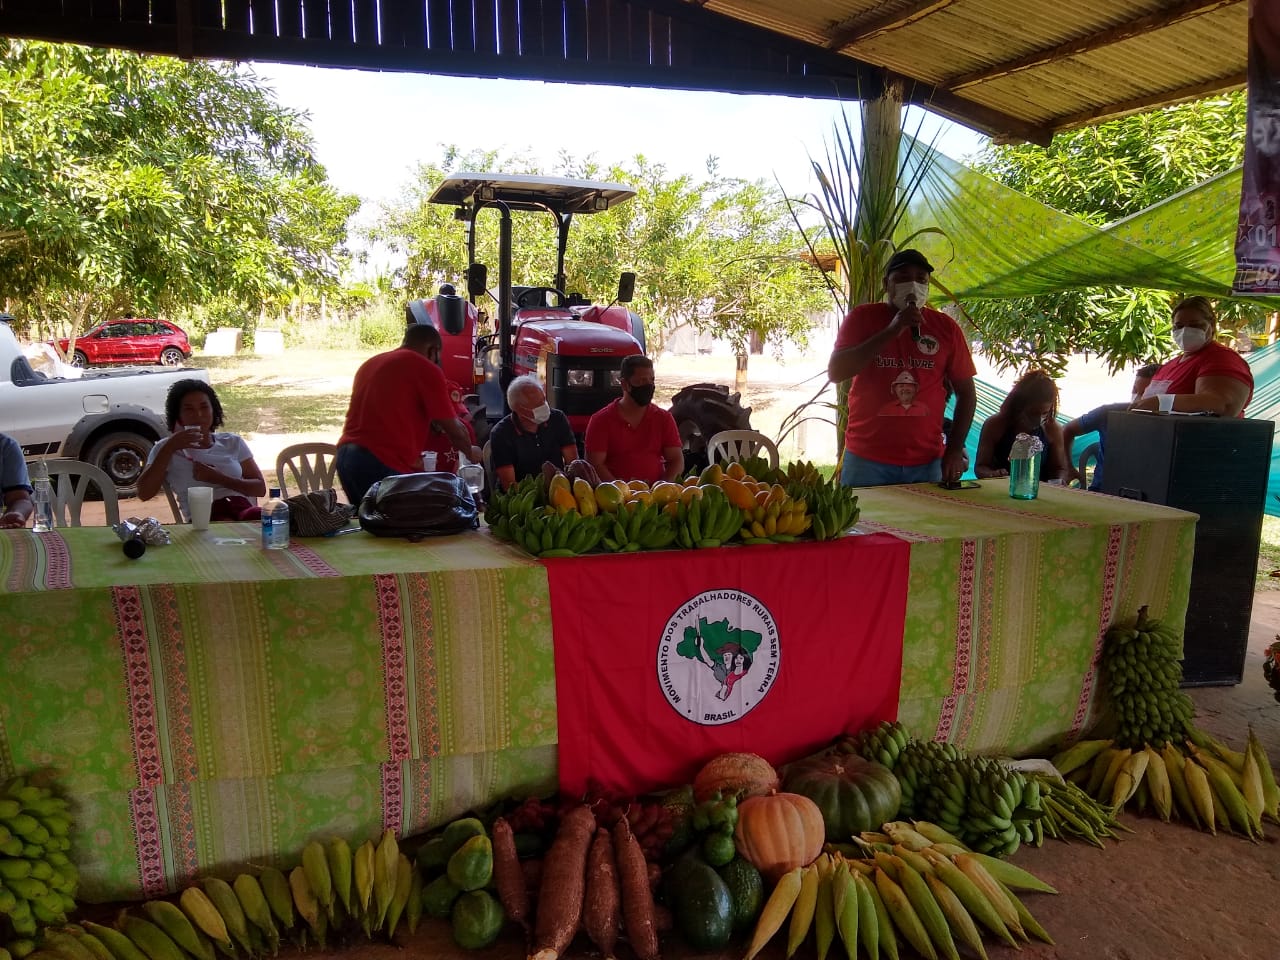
[{"left": 656, "top": 589, "right": 780, "bottom": 726}]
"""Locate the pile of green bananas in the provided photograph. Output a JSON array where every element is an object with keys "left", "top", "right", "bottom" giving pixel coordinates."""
[
  {"left": 508, "top": 510, "right": 606, "bottom": 558},
  {"left": 1053, "top": 728, "right": 1279, "bottom": 838},
  {"left": 602, "top": 502, "right": 677, "bottom": 552},
  {"left": 839, "top": 722, "right": 1043, "bottom": 856},
  {"left": 1101, "top": 605, "right": 1195, "bottom": 748},
  {"left": 787, "top": 483, "right": 859, "bottom": 542},
  {"left": 672, "top": 487, "right": 741, "bottom": 549},
  {"left": 482, "top": 476, "right": 542, "bottom": 542},
  {"left": 742, "top": 829, "right": 1054, "bottom": 960},
  {"left": 0, "top": 777, "right": 76, "bottom": 957},
  {"left": 31, "top": 830, "right": 418, "bottom": 960}
]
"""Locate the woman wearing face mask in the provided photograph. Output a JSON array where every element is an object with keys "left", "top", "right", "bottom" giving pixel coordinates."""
[
  {"left": 1130, "top": 298, "right": 1253, "bottom": 418},
  {"left": 488, "top": 374, "right": 579, "bottom": 490},
  {"left": 974, "top": 369, "right": 1069, "bottom": 481},
  {"left": 828, "top": 248, "right": 978, "bottom": 487}
]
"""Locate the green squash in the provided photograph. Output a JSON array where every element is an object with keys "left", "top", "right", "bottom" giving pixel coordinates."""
[{"left": 781, "top": 753, "right": 901, "bottom": 840}]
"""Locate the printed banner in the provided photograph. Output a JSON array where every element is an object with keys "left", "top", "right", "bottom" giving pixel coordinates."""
[
  {"left": 1235, "top": 0, "right": 1280, "bottom": 294},
  {"left": 545, "top": 534, "right": 911, "bottom": 796}
]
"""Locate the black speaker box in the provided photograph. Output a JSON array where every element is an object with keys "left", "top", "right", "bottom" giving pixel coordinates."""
[{"left": 1101, "top": 412, "right": 1274, "bottom": 685}]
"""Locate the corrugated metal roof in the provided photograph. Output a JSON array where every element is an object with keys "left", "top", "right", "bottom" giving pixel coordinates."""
[
  {"left": 0, "top": 0, "right": 1249, "bottom": 144},
  {"left": 700, "top": 0, "right": 1248, "bottom": 141}
]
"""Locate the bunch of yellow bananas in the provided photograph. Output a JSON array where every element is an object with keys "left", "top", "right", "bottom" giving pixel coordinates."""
[
  {"left": 743, "top": 825, "right": 1055, "bottom": 960},
  {"left": 0, "top": 776, "right": 77, "bottom": 956},
  {"left": 1053, "top": 727, "right": 1278, "bottom": 839},
  {"left": 736, "top": 494, "right": 811, "bottom": 545}
]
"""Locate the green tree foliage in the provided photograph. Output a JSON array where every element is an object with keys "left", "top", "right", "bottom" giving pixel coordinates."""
[
  {"left": 0, "top": 40, "right": 359, "bottom": 341},
  {"left": 971, "top": 93, "right": 1257, "bottom": 374},
  {"left": 365, "top": 149, "right": 826, "bottom": 361}
]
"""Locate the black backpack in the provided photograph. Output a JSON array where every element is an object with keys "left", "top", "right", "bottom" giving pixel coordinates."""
[{"left": 357, "top": 472, "right": 479, "bottom": 540}]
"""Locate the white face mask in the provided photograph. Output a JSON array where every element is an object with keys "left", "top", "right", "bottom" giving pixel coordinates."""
[
  {"left": 1172, "top": 327, "right": 1208, "bottom": 354},
  {"left": 530, "top": 402, "right": 552, "bottom": 424},
  {"left": 891, "top": 281, "right": 930, "bottom": 310}
]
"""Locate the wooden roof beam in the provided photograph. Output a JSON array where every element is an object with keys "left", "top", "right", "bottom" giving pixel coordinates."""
[
  {"left": 1045, "top": 69, "right": 1246, "bottom": 133},
  {"left": 823, "top": 0, "right": 955, "bottom": 52},
  {"left": 944, "top": 0, "right": 1241, "bottom": 92},
  {"left": 890, "top": 73, "right": 1053, "bottom": 145}
]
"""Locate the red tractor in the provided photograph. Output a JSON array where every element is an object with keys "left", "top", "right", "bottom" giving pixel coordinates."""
[{"left": 408, "top": 172, "right": 752, "bottom": 467}]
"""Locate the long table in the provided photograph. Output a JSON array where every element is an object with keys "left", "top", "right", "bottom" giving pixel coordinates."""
[
  {"left": 1, "top": 484, "right": 1195, "bottom": 901},
  {"left": 0, "top": 525, "right": 559, "bottom": 901}
]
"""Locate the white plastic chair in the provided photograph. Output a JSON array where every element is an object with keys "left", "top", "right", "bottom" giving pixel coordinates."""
[
  {"left": 41, "top": 459, "right": 120, "bottom": 527},
  {"left": 276, "top": 442, "right": 339, "bottom": 499},
  {"left": 708, "top": 430, "right": 780, "bottom": 471}
]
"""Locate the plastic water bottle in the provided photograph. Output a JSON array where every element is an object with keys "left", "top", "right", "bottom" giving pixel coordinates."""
[
  {"left": 31, "top": 460, "right": 53, "bottom": 533},
  {"left": 261, "top": 487, "right": 290, "bottom": 550}
]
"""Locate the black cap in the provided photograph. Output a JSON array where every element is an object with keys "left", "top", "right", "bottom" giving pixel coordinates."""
[
  {"left": 439, "top": 283, "right": 456, "bottom": 296},
  {"left": 884, "top": 249, "right": 934, "bottom": 275}
]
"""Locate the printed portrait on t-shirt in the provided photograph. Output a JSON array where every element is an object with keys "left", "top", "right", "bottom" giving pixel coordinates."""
[{"left": 880, "top": 370, "right": 929, "bottom": 418}]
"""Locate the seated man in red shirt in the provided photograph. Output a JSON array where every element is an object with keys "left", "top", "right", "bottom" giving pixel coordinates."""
[
  {"left": 336, "top": 324, "right": 479, "bottom": 504},
  {"left": 1130, "top": 297, "right": 1253, "bottom": 417},
  {"left": 585, "top": 355, "right": 684, "bottom": 484}
]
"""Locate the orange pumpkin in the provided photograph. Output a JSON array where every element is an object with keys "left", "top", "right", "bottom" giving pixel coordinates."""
[
  {"left": 692, "top": 752, "right": 780, "bottom": 804},
  {"left": 733, "top": 792, "right": 825, "bottom": 882}
]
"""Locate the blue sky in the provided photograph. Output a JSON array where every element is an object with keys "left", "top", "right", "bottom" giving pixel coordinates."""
[{"left": 254, "top": 63, "right": 988, "bottom": 204}]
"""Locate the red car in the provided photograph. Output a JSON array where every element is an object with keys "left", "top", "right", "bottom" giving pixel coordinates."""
[{"left": 56, "top": 318, "right": 191, "bottom": 367}]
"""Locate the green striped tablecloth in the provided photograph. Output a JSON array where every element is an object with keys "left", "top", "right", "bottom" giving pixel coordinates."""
[
  {"left": 0, "top": 525, "right": 557, "bottom": 901},
  {"left": 855, "top": 483, "right": 1196, "bottom": 757}
]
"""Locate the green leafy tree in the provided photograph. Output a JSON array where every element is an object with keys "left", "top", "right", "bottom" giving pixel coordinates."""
[
  {"left": 0, "top": 40, "right": 358, "bottom": 344},
  {"left": 971, "top": 92, "right": 1260, "bottom": 373}
]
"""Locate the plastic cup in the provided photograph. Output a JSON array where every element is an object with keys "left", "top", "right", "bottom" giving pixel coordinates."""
[
  {"left": 188, "top": 486, "right": 213, "bottom": 530},
  {"left": 420, "top": 450, "right": 438, "bottom": 472},
  {"left": 459, "top": 464, "right": 484, "bottom": 496}
]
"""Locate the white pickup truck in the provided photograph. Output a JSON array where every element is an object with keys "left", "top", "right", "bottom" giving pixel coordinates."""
[{"left": 2, "top": 321, "right": 209, "bottom": 494}]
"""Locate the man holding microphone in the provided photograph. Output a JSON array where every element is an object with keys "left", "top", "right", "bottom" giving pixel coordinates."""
[{"left": 827, "top": 249, "right": 977, "bottom": 487}]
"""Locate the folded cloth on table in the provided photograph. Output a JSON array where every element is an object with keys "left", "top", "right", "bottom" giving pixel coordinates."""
[{"left": 287, "top": 489, "right": 356, "bottom": 537}]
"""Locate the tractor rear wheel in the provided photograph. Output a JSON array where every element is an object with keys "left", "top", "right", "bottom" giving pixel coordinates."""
[{"left": 669, "top": 382, "right": 753, "bottom": 476}]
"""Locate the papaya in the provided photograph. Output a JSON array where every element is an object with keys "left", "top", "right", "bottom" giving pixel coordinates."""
[
  {"left": 572, "top": 477, "right": 598, "bottom": 516},
  {"left": 627, "top": 479, "right": 650, "bottom": 493},
  {"left": 450, "top": 890, "right": 504, "bottom": 949},
  {"left": 678, "top": 484, "right": 704, "bottom": 506},
  {"left": 441, "top": 817, "right": 486, "bottom": 858},
  {"left": 699, "top": 463, "right": 724, "bottom": 486},
  {"left": 446, "top": 835, "right": 493, "bottom": 892},
  {"left": 720, "top": 477, "right": 756, "bottom": 511},
  {"left": 416, "top": 837, "right": 449, "bottom": 876},
  {"left": 725, "top": 461, "right": 747, "bottom": 481},
  {"left": 594, "top": 482, "right": 624, "bottom": 513},
  {"left": 650, "top": 481, "right": 682, "bottom": 506},
  {"left": 422, "top": 874, "right": 462, "bottom": 919}
]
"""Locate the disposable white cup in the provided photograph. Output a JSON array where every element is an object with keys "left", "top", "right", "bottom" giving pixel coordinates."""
[
  {"left": 188, "top": 486, "right": 213, "bottom": 530},
  {"left": 421, "top": 450, "right": 438, "bottom": 472}
]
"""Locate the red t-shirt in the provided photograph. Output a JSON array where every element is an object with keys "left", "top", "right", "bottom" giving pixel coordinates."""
[
  {"left": 834, "top": 302, "right": 977, "bottom": 466},
  {"left": 1142, "top": 341, "right": 1254, "bottom": 415},
  {"left": 422, "top": 379, "right": 478, "bottom": 473},
  {"left": 584, "top": 400, "right": 681, "bottom": 484},
  {"left": 339, "top": 348, "right": 457, "bottom": 473}
]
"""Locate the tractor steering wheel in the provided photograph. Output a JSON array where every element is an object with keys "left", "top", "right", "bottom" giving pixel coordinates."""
[{"left": 515, "top": 286, "right": 567, "bottom": 310}]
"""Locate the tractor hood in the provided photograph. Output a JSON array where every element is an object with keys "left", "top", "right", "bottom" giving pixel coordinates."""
[{"left": 515, "top": 319, "right": 641, "bottom": 357}]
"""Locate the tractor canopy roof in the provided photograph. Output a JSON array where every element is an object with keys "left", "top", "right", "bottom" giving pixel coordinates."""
[{"left": 429, "top": 172, "right": 636, "bottom": 215}]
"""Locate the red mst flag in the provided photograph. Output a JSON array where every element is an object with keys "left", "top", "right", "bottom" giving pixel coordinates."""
[{"left": 544, "top": 533, "right": 911, "bottom": 797}]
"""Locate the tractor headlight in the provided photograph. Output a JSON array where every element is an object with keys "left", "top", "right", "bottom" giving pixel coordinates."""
[{"left": 567, "top": 369, "right": 594, "bottom": 388}]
